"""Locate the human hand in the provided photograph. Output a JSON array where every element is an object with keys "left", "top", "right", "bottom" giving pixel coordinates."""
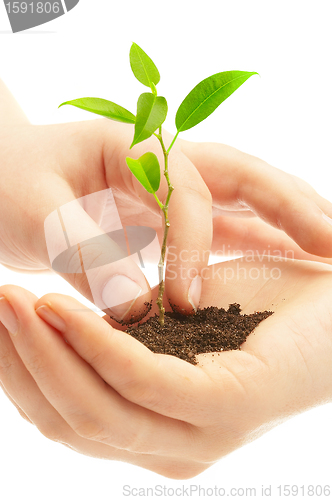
[
  {"left": 179, "top": 139, "right": 332, "bottom": 266},
  {"left": 1, "top": 257, "right": 332, "bottom": 478},
  {"left": 2, "top": 79, "right": 332, "bottom": 324}
]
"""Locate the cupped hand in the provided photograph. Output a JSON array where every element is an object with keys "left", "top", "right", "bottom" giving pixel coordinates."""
[{"left": 1, "top": 257, "right": 332, "bottom": 478}]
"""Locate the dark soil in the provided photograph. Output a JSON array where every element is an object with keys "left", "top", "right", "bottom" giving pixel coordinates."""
[{"left": 126, "top": 303, "right": 273, "bottom": 365}]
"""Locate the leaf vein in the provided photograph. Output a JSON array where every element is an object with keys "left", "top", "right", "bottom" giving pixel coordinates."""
[{"left": 178, "top": 73, "right": 252, "bottom": 131}]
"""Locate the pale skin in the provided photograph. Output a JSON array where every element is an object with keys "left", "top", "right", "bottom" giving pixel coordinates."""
[
  {"left": 2, "top": 79, "right": 332, "bottom": 320},
  {"left": 1, "top": 80, "right": 332, "bottom": 478},
  {"left": 1, "top": 257, "right": 332, "bottom": 479}
]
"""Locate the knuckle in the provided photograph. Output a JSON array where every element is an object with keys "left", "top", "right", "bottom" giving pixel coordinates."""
[
  {"left": 183, "top": 179, "right": 212, "bottom": 206},
  {"left": 119, "top": 427, "right": 151, "bottom": 454},
  {"left": 118, "top": 372, "right": 160, "bottom": 411},
  {"left": 118, "top": 413, "right": 166, "bottom": 454},
  {"left": 73, "top": 418, "right": 108, "bottom": 442},
  {"left": 25, "top": 353, "right": 47, "bottom": 378},
  {"left": 134, "top": 385, "right": 160, "bottom": 410},
  {"left": 86, "top": 348, "right": 107, "bottom": 370},
  {"left": 73, "top": 414, "right": 150, "bottom": 454},
  {"left": 170, "top": 151, "right": 212, "bottom": 205}
]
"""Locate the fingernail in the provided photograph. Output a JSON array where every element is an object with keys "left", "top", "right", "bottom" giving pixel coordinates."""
[
  {"left": 188, "top": 275, "right": 202, "bottom": 312},
  {"left": 36, "top": 304, "right": 66, "bottom": 333},
  {"left": 0, "top": 296, "right": 19, "bottom": 335},
  {"left": 322, "top": 213, "right": 332, "bottom": 227},
  {"left": 102, "top": 275, "right": 142, "bottom": 321}
]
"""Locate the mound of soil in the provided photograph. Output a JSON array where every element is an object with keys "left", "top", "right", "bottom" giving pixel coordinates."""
[{"left": 126, "top": 303, "right": 273, "bottom": 365}]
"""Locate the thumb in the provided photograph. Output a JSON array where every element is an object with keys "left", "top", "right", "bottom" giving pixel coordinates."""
[{"left": 43, "top": 188, "right": 151, "bottom": 324}]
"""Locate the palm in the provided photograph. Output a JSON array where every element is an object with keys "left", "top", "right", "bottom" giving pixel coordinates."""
[
  {"left": 107, "top": 255, "right": 332, "bottom": 421},
  {"left": 193, "top": 257, "right": 332, "bottom": 452},
  {"left": 91, "top": 256, "right": 332, "bottom": 474},
  {"left": 2, "top": 256, "right": 332, "bottom": 479}
]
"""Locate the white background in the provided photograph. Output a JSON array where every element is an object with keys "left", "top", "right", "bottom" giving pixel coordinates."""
[{"left": 1, "top": 1, "right": 332, "bottom": 498}]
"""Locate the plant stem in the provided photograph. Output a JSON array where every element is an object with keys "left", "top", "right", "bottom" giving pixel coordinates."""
[
  {"left": 155, "top": 127, "right": 174, "bottom": 326},
  {"left": 166, "top": 131, "right": 179, "bottom": 154}
]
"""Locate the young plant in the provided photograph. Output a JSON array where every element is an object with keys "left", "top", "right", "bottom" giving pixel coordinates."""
[{"left": 59, "top": 43, "right": 258, "bottom": 326}]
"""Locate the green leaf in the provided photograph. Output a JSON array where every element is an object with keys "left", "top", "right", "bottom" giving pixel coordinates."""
[
  {"left": 59, "top": 97, "right": 135, "bottom": 124},
  {"left": 130, "top": 43, "right": 160, "bottom": 89},
  {"left": 175, "top": 71, "right": 258, "bottom": 132},
  {"left": 126, "top": 153, "right": 161, "bottom": 194},
  {"left": 131, "top": 93, "right": 167, "bottom": 148}
]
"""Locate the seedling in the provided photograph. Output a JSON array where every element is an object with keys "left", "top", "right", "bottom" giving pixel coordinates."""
[{"left": 59, "top": 43, "right": 258, "bottom": 326}]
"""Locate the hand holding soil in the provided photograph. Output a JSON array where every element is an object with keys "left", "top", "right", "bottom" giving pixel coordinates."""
[
  {"left": 1, "top": 256, "right": 332, "bottom": 478},
  {"left": 2, "top": 75, "right": 332, "bottom": 478}
]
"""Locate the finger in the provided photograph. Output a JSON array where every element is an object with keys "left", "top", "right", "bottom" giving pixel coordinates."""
[
  {"left": 211, "top": 215, "right": 332, "bottom": 264},
  {"left": 0, "top": 375, "right": 204, "bottom": 479},
  {"left": 34, "top": 290, "right": 274, "bottom": 466},
  {"left": 42, "top": 184, "right": 151, "bottom": 324},
  {"left": 164, "top": 150, "right": 213, "bottom": 314},
  {"left": 180, "top": 140, "right": 332, "bottom": 258},
  {"left": 0, "top": 285, "right": 207, "bottom": 460},
  {"left": 1, "top": 303, "right": 206, "bottom": 475},
  {"left": 0, "top": 301, "right": 75, "bottom": 439},
  {"left": 34, "top": 292, "right": 240, "bottom": 427}
]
